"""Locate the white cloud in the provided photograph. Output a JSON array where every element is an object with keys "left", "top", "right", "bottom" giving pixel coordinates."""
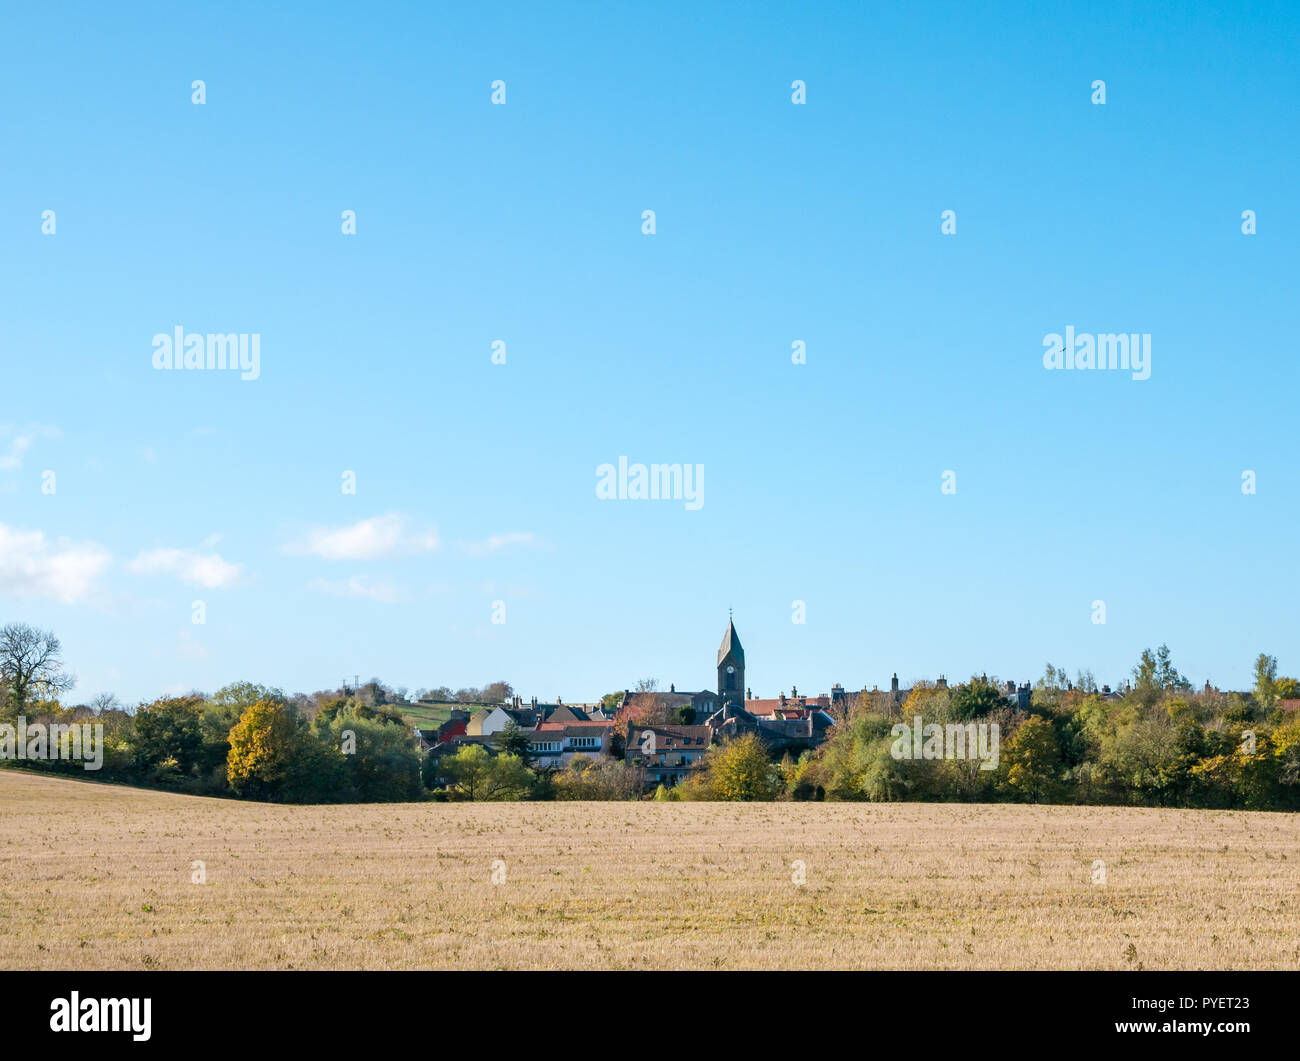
[
  {"left": 0, "top": 435, "right": 34, "bottom": 471},
  {"left": 0, "top": 425, "right": 57, "bottom": 471},
  {"left": 129, "top": 547, "right": 243, "bottom": 588},
  {"left": 309, "top": 575, "right": 402, "bottom": 603},
  {"left": 0, "top": 523, "right": 111, "bottom": 603},
  {"left": 286, "top": 513, "right": 439, "bottom": 560},
  {"left": 463, "top": 531, "right": 538, "bottom": 557}
]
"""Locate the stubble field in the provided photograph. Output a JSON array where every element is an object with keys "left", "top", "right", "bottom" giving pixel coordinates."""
[{"left": 2, "top": 769, "right": 1297, "bottom": 970}]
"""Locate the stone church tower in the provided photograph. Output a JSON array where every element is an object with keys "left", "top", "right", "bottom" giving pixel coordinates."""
[{"left": 717, "top": 618, "right": 745, "bottom": 709}]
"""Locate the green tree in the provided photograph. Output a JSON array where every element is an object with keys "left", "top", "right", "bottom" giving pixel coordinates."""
[
  {"left": 1003, "top": 716, "right": 1061, "bottom": 803},
  {"left": 226, "top": 700, "right": 303, "bottom": 800},
  {"left": 210, "top": 680, "right": 287, "bottom": 712},
  {"left": 553, "top": 755, "right": 640, "bottom": 800},
  {"left": 698, "top": 733, "right": 776, "bottom": 801},
  {"left": 1155, "top": 644, "right": 1188, "bottom": 691},
  {"left": 440, "top": 744, "right": 534, "bottom": 800},
  {"left": 1253, "top": 653, "right": 1279, "bottom": 712},
  {"left": 283, "top": 730, "right": 348, "bottom": 803},
  {"left": 1037, "top": 663, "right": 1069, "bottom": 694},
  {"left": 1132, "top": 648, "right": 1161, "bottom": 708},
  {"left": 133, "top": 696, "right": 204, "bottom": 778},
  {"left": 0, "top": 624, "right": 75, "bottom": 717},
  {"left": 804, "top": 712, "right": 896, "bottom": 800},
  {"left": 950, "top": 676, "right": 1007, "bottom": 720},
  {"left": 315, "top": 709, "right": 421, "bottom": 801},
  {"left": 493, "top": 721, "right": 532, "bottom": 759},
  {"left": 860, "top": 737, "right": 941, "bottom": 801},
  {"left": 1108, "top": 716, "right": 1184, "bottom": 806}
]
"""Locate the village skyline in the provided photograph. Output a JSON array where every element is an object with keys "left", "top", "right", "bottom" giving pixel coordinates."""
[{"left": 14, "top": 610, "right": 1286, "bottom": 717}]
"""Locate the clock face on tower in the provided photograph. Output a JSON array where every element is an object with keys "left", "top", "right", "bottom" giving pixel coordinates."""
[{"left": 718, "top": 619, "right": 744, "bottom": 704}]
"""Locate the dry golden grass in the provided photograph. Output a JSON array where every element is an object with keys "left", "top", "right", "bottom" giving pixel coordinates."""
[{"left": 2, "top": 769, "right": 1297, "bottom": 970}]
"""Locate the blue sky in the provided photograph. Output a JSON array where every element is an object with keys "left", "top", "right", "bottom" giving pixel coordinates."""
[{"left": 1, "top": 1, "right": 1296, "bottom": 705}]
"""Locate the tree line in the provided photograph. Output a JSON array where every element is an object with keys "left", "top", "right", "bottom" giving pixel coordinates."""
[
  {"left": 790, "top": 648, "right": 1300, "bottom": 809},
  {"left": 3, "top": 622, "right": 1298, "bottom": 808}
]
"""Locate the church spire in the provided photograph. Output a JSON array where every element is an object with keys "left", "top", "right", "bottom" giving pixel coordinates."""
[
  {"left": 717, "top": 617, "right": 744, "bottom": 666},
  {"left": 717, "top": 616, "right": 744, "bottom": 707}
]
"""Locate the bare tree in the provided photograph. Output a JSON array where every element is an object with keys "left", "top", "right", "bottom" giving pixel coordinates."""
[
  {"left": 89, "top": 692, "right": 123, "bottom": 715},
  {"left": 0, "top": 623, "right": 75, "bottom": 714}
]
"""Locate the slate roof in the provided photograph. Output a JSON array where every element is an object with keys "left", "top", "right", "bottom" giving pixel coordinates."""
[
  {"left": 540, "top": 717, "right": 616, "bottom": 733},
  {"left": 543, "top": 705, "right": 589, "bottom": 723},
  {"left": 535, "top": 720, "right": 613, "bottom": 738},
  {"left": 628, "top": 724, "right": 712, "bottom": 752},
  {"left": 717, "top": 619, "right": 744, "bottom": 666},
  {"left": 621, "top": 690, "right": 712, "bottom": 712}
]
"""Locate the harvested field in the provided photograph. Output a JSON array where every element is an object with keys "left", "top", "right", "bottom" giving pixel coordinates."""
[{"left": 1, "top": 770, "right": 1296, "bottom": 970}]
